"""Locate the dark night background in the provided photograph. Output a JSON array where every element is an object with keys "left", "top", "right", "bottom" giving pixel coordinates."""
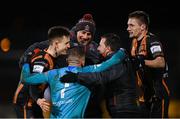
[{"left": 0, "top": 0, "right": 180, "bottom": 117}]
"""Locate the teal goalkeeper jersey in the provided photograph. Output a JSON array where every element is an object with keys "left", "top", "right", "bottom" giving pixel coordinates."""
[{"left": 21, "top": 49, "right": 125, "bottom": 118}]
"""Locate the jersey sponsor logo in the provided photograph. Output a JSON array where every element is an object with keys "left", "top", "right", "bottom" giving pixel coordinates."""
[
  {"left": 53, "top": 98, "right": 73, "bottom": 107},
  {"left": 33, "top": 65, "right": 44, "bottom": 73},
  {"left": 150, "top": 45, "right": 162, "bottom": 54}
]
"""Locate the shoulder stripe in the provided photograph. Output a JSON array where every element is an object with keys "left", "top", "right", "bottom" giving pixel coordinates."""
[
  {"left": 44, "top": 54, "right": 54, "bottom": 69},
  {"left": 31, "top": 55, "right": 43, "bottom": 63}
]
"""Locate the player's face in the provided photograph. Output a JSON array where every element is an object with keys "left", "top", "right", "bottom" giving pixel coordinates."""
[
  {"left": 76, "top": 30, "right": 92, "bottom": 46},
  {"left": 97, "top": 38, "right": 109, "bottom": 57},
  {"left": 127, "top": 18, "right": 143, "bottom": 39},
  {"left": 56, "top": 36, "right": 70, "bottom": 55}
]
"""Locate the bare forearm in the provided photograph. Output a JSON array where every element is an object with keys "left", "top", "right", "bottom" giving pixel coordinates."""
[{"left": 145, "top": 57, "right": 165, "bottom": 68}]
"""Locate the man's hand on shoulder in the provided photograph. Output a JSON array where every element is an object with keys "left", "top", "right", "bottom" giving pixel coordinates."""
[{"left": 60, "top": 71, "right": 78, "bottom": 83}]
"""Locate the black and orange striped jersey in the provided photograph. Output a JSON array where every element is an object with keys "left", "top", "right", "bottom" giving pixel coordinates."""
[
  {"left": 13, "top": 47, "right": 42, "bottom": 105},
  {"left": 131, "top": 32, "right": 169, "bottom": 101},
  {"left": 29, "top": 50, "right": 55, "bottom": 101},
  {"left": 130, "top": 32, "right": 170, "bottom": 118},
  {"left": 19, "top": 40, "right": 49, "bottom": 68},
  {"left": 13, "top": 49, "right": 56, "bottom": 118},
  {"left": 13, "top": 47, "right": 45, "bottom": 118},
  {"left": 31, "top": 50, "right": 55, "bottom": 72}
]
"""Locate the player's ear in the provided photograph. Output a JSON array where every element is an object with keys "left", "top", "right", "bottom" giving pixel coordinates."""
[
  {"left": 54, "top": 40, "right": 59, "bottom": 47},
  {"left": 106, "top": 46, "right": 111, "bottom": 53},
  {"left": 141, "top": 24, "right": 146, "bottom": 30}
]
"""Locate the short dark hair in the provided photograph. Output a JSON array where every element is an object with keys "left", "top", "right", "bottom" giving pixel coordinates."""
[
  {"left": 48, "top": 26, "right": 70, "bottom": 43},
  {"left": 67, "top": 46, "right": 85, "bottom": 60},
  {"left": 101, "top": 33, "right": 121, "bottom": 52},
  {"left": 128, "top": 10, "right": 150, "bottom": 29}
]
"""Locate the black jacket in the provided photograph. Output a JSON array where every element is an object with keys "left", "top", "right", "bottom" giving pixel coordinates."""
[{"left": 77, "top": 52, "right": 140, "bottom": 117}]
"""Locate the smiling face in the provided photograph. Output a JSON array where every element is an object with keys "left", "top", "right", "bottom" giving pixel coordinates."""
[
  {"left": 55, "top": 36, "right": 70, "bottom": 55},
  {"left": 76, "top": 30, "right": 92, "bottom": 46},
  {"left": 127, "top": 18, "right": 144, "bottom": 39},
  {"left": 97, "top": 38, "right": 111, "bottom": 57}
]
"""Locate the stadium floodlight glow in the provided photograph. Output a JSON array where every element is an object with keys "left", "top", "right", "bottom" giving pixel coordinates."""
[{"left": 0, "top": 38, "right": 11, "bottom": 52}]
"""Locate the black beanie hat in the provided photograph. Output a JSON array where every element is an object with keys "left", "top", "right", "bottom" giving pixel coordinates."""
[{"left": 75, "top": 14, "right": 96, "bottom": 36}]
